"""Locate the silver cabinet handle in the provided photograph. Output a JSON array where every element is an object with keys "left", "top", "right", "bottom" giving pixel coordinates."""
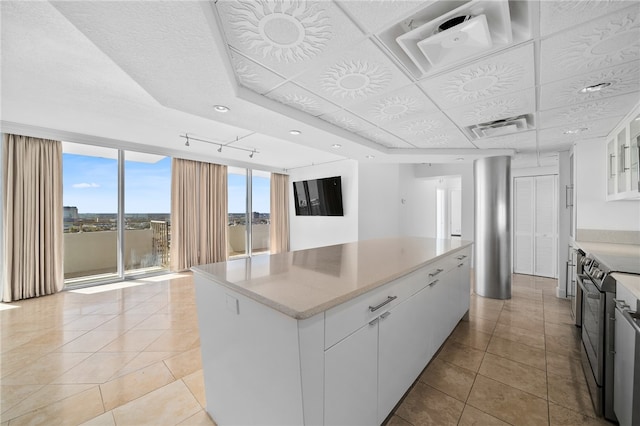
[
  {"left": 369, "top": 318, "right": 379, "bottom": 326},
  {"left": 458, "top": 263, "right": 464, "bottom": 268},
  {"left": 456, "top": 255, "right": 467, "bottom": 260},
  {"left": 623, "top": 145, "right": 630, "bottom": 171},
  {"left": 610, "top": 154, "right": 616, "bottom": 177},
  {"left": 428, "top": 279, "right": 439, "bottom": 287},
  {"left": 380, "top": 312, "right": 391, "bottom": 320},
  {"left": 428, "top": 268, "right": 444, "bottom": 277},
  {"left": 369, "top": 296, "right": 397, "bottom": 312}
]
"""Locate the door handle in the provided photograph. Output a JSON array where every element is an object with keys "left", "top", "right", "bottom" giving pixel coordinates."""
[
  {"left": 428, "top": 279, "right": 439, "bottom": 287},
  {"left": 428, "top": 268, "right": 444, "bottom": 278},
  {"left": 380, "top": 312, "right": 391, "bottom": 320}
]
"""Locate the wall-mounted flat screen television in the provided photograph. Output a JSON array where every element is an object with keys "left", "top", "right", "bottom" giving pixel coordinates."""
[{"left": 293, "top": 176, "right": 344, "bottom": 216}]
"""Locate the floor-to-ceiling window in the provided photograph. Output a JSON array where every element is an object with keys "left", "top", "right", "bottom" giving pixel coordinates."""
[
  {"left": 227, "top": 167, "right": 270, "bottom": 258},
  {"left": 62, "top": 142, "right": 171, "bottom": 286},
  {"left": 124, "top": 151, "right": 171, "bottom": 276}
]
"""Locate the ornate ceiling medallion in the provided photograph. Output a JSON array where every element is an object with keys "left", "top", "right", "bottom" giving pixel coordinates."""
[
  {"left": 371, "top": 96, "right": 420, "bottom": 121},
  {"left": 443, "top": 63, "right": 525, "bottom": 103},
  {"left": 234, "top": 58, "right": 261, "bottom": 86},
  {"left": 464, "top": 98, "right": 520, "bottom": 122},
  {"left": 401, "top": 119, "right": 443, "bottom": 136},
  {"left": 421, "top": 134, "right": 451, "bottom": 146},
  {"left": 324, "top": 115, "right": 361, "bottom": 132},
  {"left": 561, "top": 12, "right": 640, "bottom": 69},
  {"left": 226, "top": 0, "right": 332, "bottom": 63},
  {"left": 559, "top": 101, "right": 618, "bottom": 123},
  {"left": 321, "top": 60, "right": 392, "bottom": 100},
  {"left": 274, "top": 93, "right": 322, "bottom": 115}
]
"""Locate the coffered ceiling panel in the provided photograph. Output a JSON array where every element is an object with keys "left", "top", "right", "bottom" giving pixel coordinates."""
[
  {"left": 229, "top": 50, "right": 286, "bottom": 95},
  {"left": 216, "top": 0, "right": 366, "bottom": 78},
  {"left": 539, "top": 0, "right": 633, "bottom": 37},
  {"left": 408, "top": 130, "right": 476, "bottom": 149},
  {"left": 472, "top": 130, "right": 537, "bottom": 152},
  {"left": 319, "top": 109, "right": 376, "bottom": 133},
  {"left": 380, "top": 111, "right": 471, "bottom": 148},
  {"left": 356, "top": 128, "right": 414, "bottom": 149},
  {"left": 346, "top": 84, "right": 439, "bottom": 127},
  {"left": 265, "top": 82, "right": 340, "bottom": 117},
  {"left": 538, "top": 92, "right": 639, "bottom": 130},
  {"left": 538, "top": 116, "right": 622, "bottom": 143},
  {"left": 293, "top": 39, "right": 412, "bottom": 107},
  {"left": 539, "top": 4, "right": 640, "bottom": 84},
  {"left": 419, "top": 43, "right": 535, "bottom": 110},
  {"left": 539, "top": 60, "right": 640, "bottom": 110},
  {"left": 446, "top": 88, "right": 535, "bottom": 127},
  {"left": 336, "top": 0, "right": 423, "bottom": 34}
]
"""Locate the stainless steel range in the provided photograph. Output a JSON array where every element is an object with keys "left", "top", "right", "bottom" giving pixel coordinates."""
[{"left": 578, "top": 253, "right": 640, "bottom": 421}]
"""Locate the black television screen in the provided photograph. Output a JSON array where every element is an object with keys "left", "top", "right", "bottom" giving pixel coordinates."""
[{"left": 293, "top": 176, "right": 344, "bottom": 216}]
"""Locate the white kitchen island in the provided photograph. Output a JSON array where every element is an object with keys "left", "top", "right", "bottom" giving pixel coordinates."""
[{"left": 192, "top": 237, "right": 473, "bottom": 426}]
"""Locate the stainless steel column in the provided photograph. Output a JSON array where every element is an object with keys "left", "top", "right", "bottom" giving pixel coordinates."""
[{"left": 474, "top": 156, "right": 511, "bottom": 299}]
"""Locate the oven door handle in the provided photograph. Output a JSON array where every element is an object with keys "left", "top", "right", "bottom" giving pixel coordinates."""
[{"left": 577, "top": 274, "right": 601, "bottom": 299}]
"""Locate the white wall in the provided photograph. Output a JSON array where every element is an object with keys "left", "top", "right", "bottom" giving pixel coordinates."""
[
  {"left": 289, "top": 160, "right": 358, "bottom": 251},
  {"left": 575, "top": 139, "right": 640, "bottom": 231},
  {"left": 358, "top": 163, "right": 401, "bottom": 240}
]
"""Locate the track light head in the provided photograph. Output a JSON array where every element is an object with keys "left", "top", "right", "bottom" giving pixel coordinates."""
[
  {"left": 217, "top": 145, "right": 222, "bottom": 152},
  {"left": 185, "top": 135, "right": 190, "bottom": 147},
  {"left": 249, "top": 151, "right": 254, "bottom": 159}
]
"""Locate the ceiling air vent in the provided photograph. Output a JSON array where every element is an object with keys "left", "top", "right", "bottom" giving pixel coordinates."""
[
  {"left": 469, "top": 115, "right": 530, "bottom": 139},
  {"left": 390, "top": 0, "right": 514, "bottom": 76}
]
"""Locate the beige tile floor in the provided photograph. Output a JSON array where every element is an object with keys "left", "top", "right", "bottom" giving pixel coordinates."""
[{"left": 0, "top": 273, "right": 611, "bottom": 425}]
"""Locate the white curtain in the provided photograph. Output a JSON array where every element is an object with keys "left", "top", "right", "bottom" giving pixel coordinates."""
[
  {"left": 270, "top": 173, "right": 290, "bottom": 254},
  {"left": 2, "top": 134, "right": 63, "bottom": 302},
  {"left": 170, "top": 158, "right": 227, "bottom": 271}
]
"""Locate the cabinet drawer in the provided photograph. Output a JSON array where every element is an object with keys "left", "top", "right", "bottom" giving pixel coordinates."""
[{"left": 325, "top": 259, "right": 447, "bottom": 349}]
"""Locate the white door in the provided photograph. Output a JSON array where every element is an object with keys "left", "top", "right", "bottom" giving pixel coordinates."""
[
  {"left": 514, "top": 175, "right": 558, "bottom": 278},
  {"left": 534, "top": 175, "right": 557, "bottom": 278},
  {"left": 514, "top": 177, "right": 534, "bottom": 274}
]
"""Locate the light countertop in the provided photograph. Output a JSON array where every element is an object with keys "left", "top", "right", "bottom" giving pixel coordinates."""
[
  {"left": 612, "top": 273, "right": 640, "bottom": 302},
  {"left": 574, "top": 241, "right": 640, "bottom": 258},
  {"left": 192, "top": 237, "right": 472, "bottom": 320}
]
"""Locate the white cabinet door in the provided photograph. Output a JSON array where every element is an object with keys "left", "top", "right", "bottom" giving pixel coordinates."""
[
  {"left": 324, "top": 322, "right": 378, "bottom": 426},
  {"left": 614, "top": 307, "right": 637, "bottom": 426},
  {"left": 378, "top": 287, "right": 432, "bottom": 424}
]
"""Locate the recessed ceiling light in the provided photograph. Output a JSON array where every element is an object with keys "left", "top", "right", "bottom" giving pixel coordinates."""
[
  {"left": 289, "top": 130, "right": 302, "bottom": 135},
  {"left": 564, "top": 128, "right": 588, "bottom": 135},
  {"left": 366, "top": 155, "right": 375, "bottom": 159},
  {"left": 213, "top": 105, "right": 230, "bottom": 112},
  {"left": 331, "top": 144, "right": 341, "bottom": 149},
  {"left": 578, "top": 82, "right": 611, "bottom": 94}
]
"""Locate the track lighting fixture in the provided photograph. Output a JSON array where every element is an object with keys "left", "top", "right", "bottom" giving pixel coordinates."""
[
  {"left": 217, "top": 145, "right": 222, "bottom": 152},
  {"left": 179, "top": 134, "right": 259, "bottom": 157},
  {"left": 249, "top": 150, "right": 255, "bottom": 159},
  {"left": 185, "top": 135, "right": 190, "bottom": 147}
]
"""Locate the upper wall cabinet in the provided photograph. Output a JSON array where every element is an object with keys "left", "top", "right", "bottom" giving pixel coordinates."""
[{"left": 607, "top": 103, "right": 640, "bottom": 201}]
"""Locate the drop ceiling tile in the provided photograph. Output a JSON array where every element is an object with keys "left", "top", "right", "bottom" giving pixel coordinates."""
[
  {"left": 346, "top": 84, "right": 439, "bottom": 127},
  {"left": 229, "top": 50, "right": 286, "bottom": 95},
  {"left": 292, "top": 39, "right": 412, "bottom": 108},
  {"left": 264, "top": 82, "right": 340, "bottom": 117},
  {"left": 540, "top": 0, "right": 632, "bottom": 37},
  {"left": 539, "top": 5, "right": 640, "bottom": 84},
  {"left": 473, "top": 130, "right": 537, "bottom": 151},
  {"left": 357, "top": 128, "right": 414, "bottom": 149},
  {"left": 215, "top": 0, "right": 365, "bottom": 78},
  {"left": 336, "top": 1, "right": 423, "bottom": 34},
  {"left": 319, "top": 109, "right": 375, "bottom": 133},
  {"left": 538, "top": 116, "right": 622, "bottom": 142},
  {"left": 419, "top": 43, "right": 535, "bottom": 110},
  {"left": 539, "top": 60, "right": 640, "bottom": 110},
  {"left": 380, "top": 111, "right": 472, "bottom": 148},
  {"left": 446, "top": 88, "right": 535, "bottom": 127},
  {"left": 538, "top": 92, "right": 639, "bottom": 130}
]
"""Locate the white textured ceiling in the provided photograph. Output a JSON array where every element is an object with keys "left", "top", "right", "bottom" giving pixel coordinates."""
[{"left": 2, "top": 0, "right": 640, "bottom": 170}]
